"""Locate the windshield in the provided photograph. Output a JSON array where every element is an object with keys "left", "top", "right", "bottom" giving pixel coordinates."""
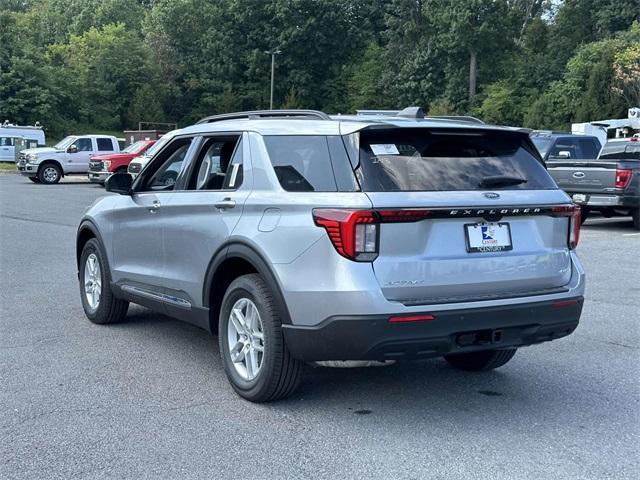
[
  {"left": 54, "top": 136, "right": 77, "bottom": 150},
  {"left": 122, "top": 141, "right": 147, "bottom": 154},
  {"left": 142, "top": 136, "right": 168, "bottom": 157},
  {"left": 531, "top": 137, "right": 552, "bottom": 157},
  {"left": 354, "top": 128, "right": 556, "bottom": 191},
  {"left": 598, "top": 142, "right": 640, "bottom": 160}
]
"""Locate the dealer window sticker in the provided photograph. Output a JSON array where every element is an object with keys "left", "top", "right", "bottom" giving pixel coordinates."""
[{"left": 370, "top": 144, "right": 400, "bottom": 155}]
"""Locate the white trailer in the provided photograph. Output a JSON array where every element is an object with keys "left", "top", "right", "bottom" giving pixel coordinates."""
[{"left": 0, "top": 122, "right": 46, "bottom": 162}]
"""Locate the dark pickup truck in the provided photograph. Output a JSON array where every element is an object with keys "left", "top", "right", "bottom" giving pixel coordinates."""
[{"left": 543, "top": 137, "right": 640, "bottom": 230}]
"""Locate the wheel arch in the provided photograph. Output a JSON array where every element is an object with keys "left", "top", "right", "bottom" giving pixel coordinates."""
[
  {"left": 38, "top": 159, "right": 64, "bottom": 176},
  {"left": 76, "top": 220, "right": 105, "bottom": 271},
  {"left": 203, "top": 242, "right": 293, "bottom": 334}
]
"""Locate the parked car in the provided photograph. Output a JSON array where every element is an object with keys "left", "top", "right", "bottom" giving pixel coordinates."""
[
  {"left": 545, "top": 137, "right": 640, "bottom": 229},
  {"left": 88, "top": 140, "right": 156, "bottom": 185},
  {"left": 530, "top": 131, "right": 602, "bottom": 163},
  {"left": 76, "top": 108, "right": 585, "bottom": 402},
  {"left": 127, "top": 135, "right": 171, "bottom": 178},
  {"left": 18, "top": 134, "right": 120, "bottom": 184},
  {"left": 0, "top": 122, "right": 45, "bottom": 163}
]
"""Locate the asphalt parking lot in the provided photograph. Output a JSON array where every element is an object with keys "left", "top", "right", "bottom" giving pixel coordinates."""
[{"left": 1, "top": 173, "right": 638, "bottom": 480}]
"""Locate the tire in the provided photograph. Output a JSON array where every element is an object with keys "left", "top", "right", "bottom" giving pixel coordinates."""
[
  {"left": 580, "top": 206, "right": 590, "bottom": 225},
  {"left": 38, "top": 163, "right": 62, "bottom": 184},
  {"left": 632, "top": 208, "right": 640, "bottom": 231},
  {"left": 28, "top": 177, "right": 40, "bottom": 183},
  {"left": 219, "top": 274, "right": 302, "bottom": 402},
  {"left": 444, "top": 348, "right": 517, "bottom": 372},
  {"left": 79, "top": 238, "right": 129, "bottom": 325}
]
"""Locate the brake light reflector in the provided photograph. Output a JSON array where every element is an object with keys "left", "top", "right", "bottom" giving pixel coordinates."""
[
  {"left": 388, "top": 314, "right": 436, "bottom": 323},
  {"left": 615, "top": 169, "right": 632, "bottom": 189},
  {"left": 552, "top": 204, "right": 580, "bottom": 249}
]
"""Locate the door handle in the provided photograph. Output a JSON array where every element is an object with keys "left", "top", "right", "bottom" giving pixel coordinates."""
[
  {"left": 214, "top": 198, "right": 236, "bottom": 210},
  {"left": 148, "top": 200, "right": 161, "bottom": 213}
]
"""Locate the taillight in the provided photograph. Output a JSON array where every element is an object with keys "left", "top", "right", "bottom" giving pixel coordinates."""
[
  {"left": 615, "top": 169, "right": 632, "bottom": 189},
  {"left": 313, "top": 209, "right": 378, "bottom": 261},
  {"left": 313, "top": 208, "right": 431, "bottom": 261},
  {"left": 552, "top": 204, "right": 581, "bottom": 249}
]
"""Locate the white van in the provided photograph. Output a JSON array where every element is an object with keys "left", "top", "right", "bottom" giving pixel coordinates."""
[{"left": 0, "top": 123, "right": 46, "bottom": 162}]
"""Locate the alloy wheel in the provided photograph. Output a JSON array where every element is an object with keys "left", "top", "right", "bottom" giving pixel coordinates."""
[
  {"left": 227, "top": 298, "right": 265, "bottom": 381},
  {"left": 84, "top": 253, "right": 102, "bottom": 310}
]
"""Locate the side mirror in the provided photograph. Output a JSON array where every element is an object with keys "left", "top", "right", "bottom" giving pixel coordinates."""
[
  {"left": 105, "top": 172, "right": 133, "bottom": 195},
  {"left": 67, "top": 145, "right": 78, "bottom": 153},
  {"left": 558, "top": 150, "right": 571, "bottom": 159}
]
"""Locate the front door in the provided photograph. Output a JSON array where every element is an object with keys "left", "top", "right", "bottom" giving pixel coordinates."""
[
  {"left": 64, "top": 137, "right": 94, "bottom": 173},
  {"left": 110, "top": 137, "right": 195, "bottom": 296},
  {"left": 0, "top": 136, "right": 15, "bottom": 163}
]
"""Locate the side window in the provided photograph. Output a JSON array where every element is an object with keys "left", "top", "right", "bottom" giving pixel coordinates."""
[
  {"left": 140, "top": 138, "right": 193, "bottom": 191},
  {"left": 263, "top": 136, "right": 337, "bottom": 192},
  {"left": 74, "top": 138, "right": 93, "bottom": 152},
  {"left": 0, "top": 137, "right": 14, "bottom": 146},
  {"left": 97, "top": 138, "right": 114, "bottom": 151},
  {"left": 187, "top": 136, "right": 241, "bottom": 191}
]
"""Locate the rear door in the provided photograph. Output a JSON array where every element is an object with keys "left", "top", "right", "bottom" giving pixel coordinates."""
[{"left": 350, "top": 127, "right": 574, "bottom": 304}]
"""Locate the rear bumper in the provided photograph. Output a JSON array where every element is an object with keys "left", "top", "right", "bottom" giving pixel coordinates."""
[
  {"left": 283, "top": 297, "right": 583, "bottom": 361},
  {"left": 571, "top": 192, "right": 639, "bottom": 208}
]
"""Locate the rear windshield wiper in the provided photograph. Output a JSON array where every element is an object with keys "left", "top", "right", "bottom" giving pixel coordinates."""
[{"left": 479, "top": 175, "right": 527, "bottom": 188}]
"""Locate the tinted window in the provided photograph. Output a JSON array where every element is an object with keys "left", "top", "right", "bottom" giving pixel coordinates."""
[
  {"left": 140, "top": 138, "right": 193, "bottom": 191},
  {"left": 355, "top": 128, "right": 556, "bottom": 191},
  {"left": 75, "top": 138, "right": 93, "bottom": 151},
  {"left": 0, "top": 137, "right": 14, "bottom": 146},
  {"left": 96, "top": 138, "right": 113, "bottom": 151},
  {"left": 548, "top": 138, "right": 579, "bottom": 159},
  {"left": 531, "top": 137, "right": 552, "bottom": 156},
  {"left": 264, "top": 136, "right": 337, "bottom": 192},
  {"left": 578, "top": 138, "right": 601, "bottom": 158}
]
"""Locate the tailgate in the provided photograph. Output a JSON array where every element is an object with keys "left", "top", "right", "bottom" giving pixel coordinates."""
[
  {"left": 367, "top": 191, "right": 573, "bottom": 304},
  {"left": 546, "top": 160, "right": 617, "bottom": 193}
]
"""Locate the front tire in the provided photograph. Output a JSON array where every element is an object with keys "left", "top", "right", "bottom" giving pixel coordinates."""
[
  {"left": 38, "top": 163, "right": 61, "bottom": 184},
  {"left": 219, "top": 274, "right": 302, "bottom": 402},
  {"left": 79, "top": 238, "right": 128, "bottom": 324},
  {"left": 444, "top": 348, "right": 517, "bottom": 372}
]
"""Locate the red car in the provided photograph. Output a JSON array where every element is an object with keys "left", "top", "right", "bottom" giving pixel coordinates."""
[{"left": 88, "top": 140, "right": 156, "bottom": 185}]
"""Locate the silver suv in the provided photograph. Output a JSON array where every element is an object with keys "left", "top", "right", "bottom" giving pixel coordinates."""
[{"left": 76, "top": 108, "right": 585, "bottom": 402}]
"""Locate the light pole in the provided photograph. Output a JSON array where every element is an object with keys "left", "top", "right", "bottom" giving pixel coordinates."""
[{"left": 265, "top": 49, "right": 281, "bottom": 110}]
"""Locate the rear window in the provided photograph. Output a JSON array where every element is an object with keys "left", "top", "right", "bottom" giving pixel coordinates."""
[
  {"left": 599, "top": 142, "right": 640, "bottom": 160},
  {"left": 96, "top": 138, "right": 114, "bottom": 151},
  {"left": 355, "top": 128, "right": 556, "bottom": 191},
  {"left": 263, "top": 136, "right": 337, "bottom": 192}
]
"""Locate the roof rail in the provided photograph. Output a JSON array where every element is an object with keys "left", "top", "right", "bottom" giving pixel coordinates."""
[
  {"left": 196, "top": 109, "right": 331, "bottom": 124},
  {"left": 428, "top": 115, "right": 485, "bottom": 125}
]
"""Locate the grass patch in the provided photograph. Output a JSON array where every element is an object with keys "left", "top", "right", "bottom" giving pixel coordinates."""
[{"left": 0, "top": 162, "right": 17, "bottom": 172}]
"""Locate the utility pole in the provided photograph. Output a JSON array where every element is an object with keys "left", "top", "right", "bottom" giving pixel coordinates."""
[{"left": 265, "top": 49, "right": 281, "bottom": 110}]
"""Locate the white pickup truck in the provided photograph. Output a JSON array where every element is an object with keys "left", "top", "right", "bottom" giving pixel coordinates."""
[{"left": 17, "top": 134, "right": 120, "bottom": 184}]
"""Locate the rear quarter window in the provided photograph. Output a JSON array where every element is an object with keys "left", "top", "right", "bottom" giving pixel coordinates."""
[
  {"left": 263, "top": 136, "right": 338, "bottom": 192},
  {"left": 354, "top": 128, "right": 556, "bottom": 191},
  {"left": 97, "top": 138, "right": 114, "bottom": 151}
]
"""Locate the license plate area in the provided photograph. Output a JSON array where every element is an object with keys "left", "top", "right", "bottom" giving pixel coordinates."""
[{"left": 464, "top": 222, "right": 512, "bottom": 253}]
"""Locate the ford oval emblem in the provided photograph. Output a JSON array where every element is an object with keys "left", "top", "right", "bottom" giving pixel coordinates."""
[
  {"left": 572, "top": 171, "right": 586, "bottom": 179},
  {"left": 483, "top": 192, "right": 500, "bottom": 199}
]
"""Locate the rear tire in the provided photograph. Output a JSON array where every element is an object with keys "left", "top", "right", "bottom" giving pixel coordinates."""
[
  {"left": 444, "top": 348, "right": 517, "bottom": 372},
  {"left": 219, "top": 274, "right": 302, "bottom": 402},
  {"left": 632, "top": 208, "right": 640, "bottom": 231},
  {"left": 79, "top": 238, "right": 129, "bottom": 325},
  {"left": 580, "top": 206, "right": 590, "bottom": 225},
  {"left": 38, "top": 163, "right": 61, "bottom": 184},
  {"left": 28, "top": 177, "right": 40, "bottom": 183}
]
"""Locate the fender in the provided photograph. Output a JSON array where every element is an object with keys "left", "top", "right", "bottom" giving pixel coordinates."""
[
  {"left": 38, "top": 159, "right": 64, "bottom": 175},
  {"left": 203, "top": 241, "right": 293, "bottom": 325},
  {"left": 76, "top": 219, "right": 106, "bottom": 270}
]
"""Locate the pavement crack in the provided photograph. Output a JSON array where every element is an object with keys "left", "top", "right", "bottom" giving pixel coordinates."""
[{"left": 0, "top": 213, "right": 75, "bottom": 228}]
